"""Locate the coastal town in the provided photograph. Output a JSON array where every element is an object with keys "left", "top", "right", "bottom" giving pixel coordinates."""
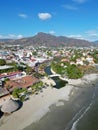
[
  {"left": 0, "top": 45, "right": 98, "bottom": 130},
  {"left": 0, "top": 45, "right": 98, "bottom": 105}
]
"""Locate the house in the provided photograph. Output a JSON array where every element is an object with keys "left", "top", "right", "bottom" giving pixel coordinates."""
[
  {"left": 86, "top": 56, "right": 94, "bottom": 63},
  {"left": 76, "top": 59, "right": 84, "bottom": 65},
  {"left": 0, "top": 71, "right": 24, "bottom": 80},
  {"left": 5, "top": 75, "right": 39, "bottom": 92},
  {"left": 61, "top": 58, "right": 69, "bottom": 62}
]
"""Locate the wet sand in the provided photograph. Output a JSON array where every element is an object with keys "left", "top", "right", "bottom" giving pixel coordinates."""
[{"left": 23, "top": 83, "right": 96, "bottom": 130}]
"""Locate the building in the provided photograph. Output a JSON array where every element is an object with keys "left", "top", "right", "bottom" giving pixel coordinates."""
[{"left": 5, "top": 75, "right": 39, "bottom": 92}]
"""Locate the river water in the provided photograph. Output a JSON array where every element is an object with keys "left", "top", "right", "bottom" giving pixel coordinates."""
[
  {"left": 23, "top": 66, "right": 98, "bottom": 130},
  {"left": 45, "top": 66, "right": 67, "bottom": 89}
]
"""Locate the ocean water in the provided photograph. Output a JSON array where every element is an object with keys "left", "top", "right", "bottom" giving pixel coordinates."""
[
  {"left": 23, "top": 83, "right": 98, "bottom": 130},
  {"left": 67, "top": 83, "right": 98, "bottom": 130},
  {"left": 72, "top": 85, "right": 98, "bottom": 130},
  {"left": 76, "top": 100, "right": 98, "bottom": 130}
]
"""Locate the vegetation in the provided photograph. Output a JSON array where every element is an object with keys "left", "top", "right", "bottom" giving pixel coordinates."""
[
  {"left": 78, "top": 65, "right": 98, "bottom": 74},
  {"left": 31, "top": 81, "right": 43, "bottom": 92},
  {"left": 70, "top": 50, "right": 83, "bottom": 62},
  {"left": 25, "top": 65, "right": 33, "bottom": 74},
  {"left": 0, "top": 61, "right": 20, "bottom": 73},
  {"left": 0, "top": 67, "right": 16, "bottom": 74},
  {"left": 32, "top": 51, "right": 37, "bottom": 56},
  {"left": 33, "top": 71, "right": 45, "bottom": 78},
  {"left": 12, "top": 88, "right": 27, "bottom": 99},
  {"left": 51, "top": 61, "right": 83, "bottom": 79},
  {"left": 0, "top": 59, "right": 6, "bottom": 66},
  {"left": 91, "top": 50, "right": 98, "bottom": 63},
  {"left": 47, "top": 50, "right": 52, "bottom": 56},
  {"left": 51, "top": 61, "right": 67, "bottom": 75},
  {"left": 66, "top": 64, "right": 83, "bottom": 79}
]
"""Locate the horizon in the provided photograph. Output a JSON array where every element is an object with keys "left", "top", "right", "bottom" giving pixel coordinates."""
[{"left": 0, "top": 0, "right": 98, "bottom": 41}]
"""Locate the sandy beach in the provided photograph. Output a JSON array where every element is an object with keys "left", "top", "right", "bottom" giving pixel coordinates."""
[{"left": 0, "top": 73, "right": 98, "bottom": 130}]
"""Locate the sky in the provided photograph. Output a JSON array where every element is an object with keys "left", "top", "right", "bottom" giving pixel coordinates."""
[{"left": 0, "top": 0, "right": 98, "bottom": 41}]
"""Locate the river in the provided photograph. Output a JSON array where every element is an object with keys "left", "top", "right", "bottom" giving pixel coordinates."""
[{"left": 45, "top": 66, "right": 67, "bottom": 89}]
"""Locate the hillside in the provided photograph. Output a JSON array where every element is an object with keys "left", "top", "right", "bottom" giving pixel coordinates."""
[{"left": 0, "top": 32, "right": 92, "bottom": 47}]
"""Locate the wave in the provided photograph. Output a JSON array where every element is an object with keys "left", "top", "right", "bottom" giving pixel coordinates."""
[
  {"left": 70, "top": 102, "right": 93, "bottom": 130},
  {"left": 65, "top": 86, "right": 96, "bottom": 130}
]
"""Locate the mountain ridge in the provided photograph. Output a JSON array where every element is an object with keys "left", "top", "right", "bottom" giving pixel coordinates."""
[{"left": 0, "top": 32, "right": 94, "bottom": 47}]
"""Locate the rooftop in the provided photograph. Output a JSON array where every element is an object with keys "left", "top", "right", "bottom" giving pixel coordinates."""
[
  {"left": 5, "top": 75, "right": 39, "bottom": 91},
  {"left": 0, "top": 65, "right": 13, "bottom": 70}
]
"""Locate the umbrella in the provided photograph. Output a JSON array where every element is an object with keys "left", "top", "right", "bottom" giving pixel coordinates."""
[{"left": 1, "top": 99, "right": 20, "bottom": 113}]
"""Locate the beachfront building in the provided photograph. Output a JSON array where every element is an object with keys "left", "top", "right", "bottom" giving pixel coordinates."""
[
  {"left": 5, "top": 75, "right": 40, "bottom": 92},
  {"left": 0, "top": 71, "right": 25, "bottom": 80}
]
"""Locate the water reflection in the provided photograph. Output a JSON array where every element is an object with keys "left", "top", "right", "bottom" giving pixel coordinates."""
[{"left": 45, "top": 66, "right": 67, "bottom": 89}]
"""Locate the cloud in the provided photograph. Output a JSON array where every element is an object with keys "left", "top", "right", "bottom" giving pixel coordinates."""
[
  {"left": 72, "top": 0, "right": 87, "bottom": 4},
  {"left": 86, "top": 30, "right": 98, "bottom": 37},
  {"left": 18, "top": 13, "right": 27, "bottom": 18},
  {"left": 0, "top": 35, "right": 4, "bottom": 39},
  {"left": 38, "top": 13, "right": 52, "bottom": 20},
  {"left": 67, "top": 34, "right": 84, "bottom": 39},
  {"left": 8, "top": 34, "right": 24, "bottom": 39},
  {"left": 49, "top": 30, "right": 55, "bottom": 35},
  {"left": 8, "top": 34, "right": 16, "bottom": 38},
  {"left": 0, "top": 34, "right": 24, "bottom": 39},
  {"left": 17, "top": 34, "right": 23, "bottom": 39},
  {"left": 63, "top": 4, "right": 78, "bottom": 10}
]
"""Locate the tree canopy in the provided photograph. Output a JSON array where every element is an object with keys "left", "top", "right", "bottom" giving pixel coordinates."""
[{"left": 0, "top": 59, "right": 6, "bottom": 66}]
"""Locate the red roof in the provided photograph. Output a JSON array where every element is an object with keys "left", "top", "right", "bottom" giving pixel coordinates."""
[
  {"left": 0, "top": 71, "right": 22, "bottom": 79},
  {"left": 5, "top": 75, "right": 39, "bottom": 91}
]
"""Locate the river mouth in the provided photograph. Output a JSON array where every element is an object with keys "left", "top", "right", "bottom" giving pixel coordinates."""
[
  {"left": 51, "top": 77, "right": 68, "bottom": 89},
  {"left": 45, "top": 66, "right": 68, "bottom": 89}
]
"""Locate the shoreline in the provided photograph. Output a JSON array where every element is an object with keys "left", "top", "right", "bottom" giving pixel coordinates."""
[
  {"left": 0, "top": 83, "right": 74, "bottom": 130},
  {"left": 0, "top": 73, "right": 98, "bottom": 130}
]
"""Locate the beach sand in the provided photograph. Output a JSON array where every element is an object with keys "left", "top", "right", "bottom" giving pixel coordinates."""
[
  {"left": 24, "top": 86, "right": 95, "bottom": 130},
  {"left": 0, "top": 84, "right": 73, "bottom": 130},
  {"left": 0, "top": 73, "right": 98, "bottom": 130}
]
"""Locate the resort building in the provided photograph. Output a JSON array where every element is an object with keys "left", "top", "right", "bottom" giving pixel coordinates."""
[{"left": 5, "top": 75, "right": 40, "bottom": 92}]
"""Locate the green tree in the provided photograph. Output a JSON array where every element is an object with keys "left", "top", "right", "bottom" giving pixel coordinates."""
[
  {"left": 0, "top": 59, "right": 6, "bottom": 66},
  {"left": 12, "top": 88, "right": 27, "bottom": 98},
  {"left": 26, "top": 65, "right": 32, "bottom": 74},
  {"left": 67, "top": 64, "right": 83, "bottom": 79}
]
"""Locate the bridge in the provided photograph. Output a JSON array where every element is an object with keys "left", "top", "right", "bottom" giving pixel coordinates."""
[
  {"left": 48, "top": 74, "right": 68, "bottom": 82},
  {"left": 48, "top": 74, "right": 61, "bottom": 78}
]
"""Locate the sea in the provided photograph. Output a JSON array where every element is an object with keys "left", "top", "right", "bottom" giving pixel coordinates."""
[{"left": 23, "top": 81, "right": 98, "bottom": 130}]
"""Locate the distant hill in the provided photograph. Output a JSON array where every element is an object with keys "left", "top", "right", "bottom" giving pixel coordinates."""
[
  {"left": 0, "top": 32, "right": 93, "bottom": 47},
  {"left": 0, "top": 39, "right": 13, "bottom": 42},
  {"left": 92, "top": 41, "right": 98, "bottom": 47},
  {"left": 93, "top": 41, "right": 98, "bottom": 44}
]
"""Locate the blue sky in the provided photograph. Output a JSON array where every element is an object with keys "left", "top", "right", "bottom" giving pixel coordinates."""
[{"left": 0, "top": 0, "right": 98, "bottom": 41}]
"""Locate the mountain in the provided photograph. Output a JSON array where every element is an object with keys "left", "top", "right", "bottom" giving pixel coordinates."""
[
  {"left": 93, "top": 41, "right": 98, "bottom": 44},
  {"left": 92, "top": 41, "right": 98, "bottom": 47},
  {"left": 0, "top": 32, "right": 92, "bottom": 47}
]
